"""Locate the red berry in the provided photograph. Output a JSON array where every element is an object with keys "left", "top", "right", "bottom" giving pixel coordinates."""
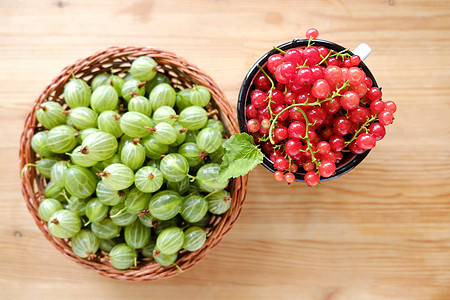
[
  {"left": 311, "top": 79, "right": 331, "bottom": 99},
  {"left": 258, "top": 107, "right": 270, "bottom": 120},
  {"left": 356, "top": 133, "right": 376, "bottom": 149},
  {"left": 329, "top": 135, "right": 345, "bottom": 152},
  {"left": 316, "top": 141, "right": 331, "bottom": 155},
  {"left": 363, "top": 77, "right": 373, "bottom": 88},
  {"left": 274, "top": 157, "right": 289, "bottom": 171},
  {"left": 347, "top": 67, "right": 365, "bottom": 85},
  {"left": 284, "top": 91, "right": 298, "bottom": 106},
  {"left": 370, "top": 100, "right": 385, "bottom": 114},
  {"left": 350, "top": 55, "right": 361, "bottom": 66},
  {"left": 343, "top": 58, "right": 352, "bottom": 68},
  {"left": 322, "top": 151, "right": 337, "bottom": 163},
  {"left": 334, "top": 151, "right": 343, "bottom": 162},
  {"left": 333, "top": 116, "right": 352, "bottom": 136},
  {"left": 274, "top": 67, "right": 290, "bottom": 84},
  {"left": 271, "top": 90, "right": 285, "bottom": 107},
  {"left": 254, "top": 73, "right": 271, "bottom": 91},
  {"left": 303, "top": 47, "right": 321, "bottom": 66},
  {"left": 348, "top": 107, "right": 370, "bottom": 123},
  {"left": 250, "top": 89, "right": 267, "bottom": 109},
  {"left": 246, "top": 104, "right": 258, "bottom": 119},
  {"left": 340, "top": 91, "right": 360, "bottom": 110},
  {"left": 273, "top": 105, "right": 289, "bottom": 121},
  {"left": 324, "top": 65, "right": 343, "bottom": 87},
  {"left": 295, "top": 68, "right": 314, "bottom": 86},
  {"left": 310, "top": 66, "right": 325, "bottom": 81},
  {"left": 348, "top": 140, "right": 365, "bottom": 154},
  {"left": 261, "top": 141, "right": 273, "bottom": 154},
  {"left": 304, "top": 171, "right": 320, "bottom": 186},
  {"left": 327, "top": 57, "right": 340, "bottom": 67},
  {"left": 247, "top": 119, "right": 261, "bottom": 133},
  {"left": 288, "top": 121, "right": 307, "bottom": 139},
  {"left": 318, "top": 159, "right": 336, "bottom": 178},
  {"left": 279, "top": 61, "right": 297, "bottom": 79},
  {"left": 352, "top": 82, "right": 368, "bottom": 98},
  {"left": 305, "top": 28, "right": 319, "bottom": 39},
  {"left": 368, "top": 122, "right": 386, "bottom": 141},
  {"left": 385, "top": 101, "right": 397, "bottom": 113},
  {"left": 274, "top": 171, "right": 284, "bottom": 182},
  {"left": 289, "top": 107, "right": 306, "bottom": 122},
  {"left": 267, "top": 54, "right": 284, "bottom": 74},
  {"left": 378, "top": 110, "right": 393, "bottom": 126},
  {"left": 303, "top": 161, "right": 315, "bottom": 172},
  {"left": 367, "top": 87, "right": 382, "bottom": 101},
  {"left": 285, "top": 138, "right": 302, "bottom": 157},
  {"left": 284, "top": 49, "right": 303, "bottom": 65},
  {"left": 289, "top": 163, "right": 299, "bottom": 173},
  {"left": 320, "top": 126, "right": 334, "bottom": 140},
  {"left": 274, "top": 126, "right": 289, "bottom": 141},
  {"left": 323, "top": 98, "right": 340, "bottom": 114},
  {"left": 270, "top": 149, "right": 283, "bottom": 162},
  {"left": 284, "top": 172, "right": 296, "bottom": 183},
  {"left": 317, "top": 46, "right": 330, "bottom": 59},
  {"left": 307, "top": 107, "right": 327, "bottom": 126}
]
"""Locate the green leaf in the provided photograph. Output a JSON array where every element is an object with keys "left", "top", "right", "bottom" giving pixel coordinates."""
[{"left": 217, "top": 133, "right": 264, "bottom": 182}]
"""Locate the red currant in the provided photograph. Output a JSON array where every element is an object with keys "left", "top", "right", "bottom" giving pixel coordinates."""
[
  {"left": 274, "top": 126, "right": 289, "bottom": 141},
  {"left": 250, "top": 89, "right": 267, "bottom": 109},
  {"left": 356, "top": 133, "right": 376, "bottom": 149},
  {"left": 350, "top": 55, "right": 361, "bottom": 66},
  {"left": 347, "top": 67, "right": 365, "bottom": 85},
  {"left": 254, "top": 73, "right": 271, "bottom": 91},
  {"left": 323, "top": 98, "right": 340, "bottom": 114},
  {"left": 329, "top": 135, "right": 345, "bottom": 152},
  {"left": 295, "top": 67, "right": 314, "bottom": 85},
  {"left": 246, "top": 104, "right": 258, "bottom": 119},
  {"left": 274, "top": 157, "right": 289, "bottom": 171},
  {"left": 307, "top": 107, "right": 327, "bottom": 126},
  {"left": 340, "top": 91, "right": 360, "bottom": 110},
  {"left": 304, "top": 171, "right": 320, "bottom": 186},
  {"left": 274, "top": 171, "right": 284, "bottom": 182},
  {"left": 367, "top": 87, "right": 382, "bottom": 101},
  {"left": 385, "top": 101, "right": 397, "bottom": 113},
  {"left": 285, "top": 138, "right": 302, "bottom": 157},
  {"left": 318, "top": 159, "right": 336, "bottom": 178},
  {"left": 273, "top": 105, "right": 289, "bottom": 121},
  {"left": 267, "top": 54, "right": 284, "bottom": 74},
  {"left": 324, "top": 65, "right": 343, "bottom": 87},
  {"left": 303, "top": 47, "right": 321, "bottom": 66},
  {"left": 284, "top": 172, "right": 296, "bottom": 183},
  {"left": 279, "top": 61, "right": 297, "bottom": 79},
  {"left": 305, "top": 28, "right": 319, "bottom": 39},
  {"left": 370, "top": 100, "right": 385, "bottom": 114},
  {"left": 247, "top": 119, "right": 261, "bottom": 133},
  {"left": 284, "top": 48, "right": 302, "bottom": 65},
  {"left": 311, "top": 79, "right": 331, "bottom": 99},
  {"left": 284, "top": 91, "right": 298, "bottom": 106},
  {"left": 378, "top": 110, "right": 393, "bottom": 126},
  {"left": 333, "top": 116, "right": 352, "bottom": 136},
  {"left": 348, "top": 106, "right": 370, "bottom": 123},
  {"left": 348, "top": 140, "right": 365, "bottom": 154},
  {"left": 368, "top": 122, "right": 386, "bottom": 141},
  {"left": 288, "top": 121, "right": 307, "bottom": 139}
]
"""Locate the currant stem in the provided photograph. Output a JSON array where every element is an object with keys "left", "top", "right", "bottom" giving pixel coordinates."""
[{"left": 273, "top": 46, "right": 286, "bottom": 54}]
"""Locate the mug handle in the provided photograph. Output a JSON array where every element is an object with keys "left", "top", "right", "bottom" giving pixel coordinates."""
[{"left": 352, "top": 43, "right": 372, "bottom": 61}]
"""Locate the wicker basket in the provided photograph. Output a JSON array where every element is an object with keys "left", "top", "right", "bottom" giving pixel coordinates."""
[{"left": 19, "top": 46, "right": 248, "bottom": 281}]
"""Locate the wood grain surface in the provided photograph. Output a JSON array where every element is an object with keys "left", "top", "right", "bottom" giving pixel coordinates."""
[{"left": 1, "top": 0, "right": 449, "bottom": 299}]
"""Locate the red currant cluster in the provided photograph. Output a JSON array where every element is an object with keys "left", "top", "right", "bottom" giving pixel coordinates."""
[{"left": 245, "top": 28, "right": 396, "bottom": 186}]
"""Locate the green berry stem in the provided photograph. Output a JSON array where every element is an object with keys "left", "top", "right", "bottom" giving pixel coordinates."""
[
  {"left": 110, "top": 206, "right": 127, "bottom": 218},
  {"left": 344, "top": 114, "right": 378, "bottom": 146},
  {"left": 273, "top": 46, "right": 286, "bottom": 54}
]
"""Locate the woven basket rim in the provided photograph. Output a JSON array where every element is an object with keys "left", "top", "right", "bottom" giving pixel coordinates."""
[{"left": 19, "top": 46, "right": 248, "bottom": 281}]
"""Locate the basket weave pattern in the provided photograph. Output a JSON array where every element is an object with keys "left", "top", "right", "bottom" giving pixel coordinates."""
[{"left": 19, "top": 46, "right": 248, "bottom": 281}]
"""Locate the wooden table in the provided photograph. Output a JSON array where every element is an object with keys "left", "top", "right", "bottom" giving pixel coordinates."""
[{"left": 1, "top": 0, "right": 449, "bottom": 299}]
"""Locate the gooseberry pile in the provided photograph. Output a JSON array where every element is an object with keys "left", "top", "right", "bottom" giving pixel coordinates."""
[
  {"left": 27, "top": 56, "right": 231, "bottom": 270},
  {"left": 245, "top": 29, "right": 396, "bottom": 186}
]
